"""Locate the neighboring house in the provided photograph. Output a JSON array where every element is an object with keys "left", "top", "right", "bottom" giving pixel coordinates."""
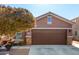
[
  {"left": 72, "top": 17, "right": 79, "bottom": 40},
  {"left": 32, "top": 12, "right": 73, "bottom": 45}
]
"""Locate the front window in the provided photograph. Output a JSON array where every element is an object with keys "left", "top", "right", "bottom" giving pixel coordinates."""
[
  {"left": 75, "top": 31, "right": 77, "bottom": 36},
  {"left": 15, "top": 32, "right": 22, "bottom": 39},
  {"left": 47, "top": 16, "right": 52, "bottom": 24}
]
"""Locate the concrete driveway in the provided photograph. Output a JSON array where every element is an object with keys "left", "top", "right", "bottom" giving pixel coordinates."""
[{"left": 29, "top": 45, "right": 79, "bottom": 55}]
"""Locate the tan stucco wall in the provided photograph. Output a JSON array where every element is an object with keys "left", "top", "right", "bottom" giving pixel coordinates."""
[{"left": 72, "top": 19, "right": 79, "bottom": 40}]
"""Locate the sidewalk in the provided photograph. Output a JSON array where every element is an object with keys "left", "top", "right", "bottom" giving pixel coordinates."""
[{"left": 9, "top": 46, "right": 30, "bottom": 55}]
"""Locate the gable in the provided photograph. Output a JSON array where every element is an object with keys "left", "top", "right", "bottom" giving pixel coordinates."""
[
  {"left": 36, "top": 12, "right": 73, "bottom": 25},
  {"left": 71, "top": 17, "right": 79, "bottom": 24},
  {"left": 35, "top": 12, "right": 72, "bottom": 28}
]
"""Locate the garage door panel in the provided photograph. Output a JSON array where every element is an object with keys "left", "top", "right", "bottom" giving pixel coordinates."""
[{"left": 32, "top": 29, "right": 67, "bottom": 45}]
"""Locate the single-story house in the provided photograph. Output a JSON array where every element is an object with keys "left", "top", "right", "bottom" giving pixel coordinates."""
[{"left": 72, "top": 17, "right": 79, "bottom": 40}]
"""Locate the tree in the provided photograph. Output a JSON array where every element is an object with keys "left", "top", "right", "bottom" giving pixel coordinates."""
[{"left": 0, "top": 5, "right": 35, "bottom": 39}]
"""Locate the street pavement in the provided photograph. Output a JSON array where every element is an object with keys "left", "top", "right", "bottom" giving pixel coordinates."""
[{"left": 0, "top": 48, "right": 9, "bottom": 55}]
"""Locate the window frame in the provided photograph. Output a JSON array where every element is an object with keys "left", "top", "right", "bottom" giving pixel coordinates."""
[{"left": 47, "top": 15, "right": 52, "bottom": 24}]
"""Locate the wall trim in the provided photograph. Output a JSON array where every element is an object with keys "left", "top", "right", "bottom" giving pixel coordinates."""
[
  {"left": 67, "top": 36, "right": 73, "bottom": 37},
  {"left": 26, "top": 36, "right": 31, "bottom": 37},
  {"left": 32, "top": 28, "right": 72, "bottom": 29}
]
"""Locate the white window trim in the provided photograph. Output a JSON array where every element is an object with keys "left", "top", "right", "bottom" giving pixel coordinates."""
[{"left": 47, "top": 16, "right": 52, "bottom": 24}]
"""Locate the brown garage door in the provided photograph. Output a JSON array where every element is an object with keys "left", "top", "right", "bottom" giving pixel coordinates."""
[{"left": 32, "top": 29, "right": 67, "bottom": 45}]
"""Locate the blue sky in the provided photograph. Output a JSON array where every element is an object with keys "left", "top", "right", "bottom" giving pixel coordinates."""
[{"left": 5, "top": 4, "right": 79, "bottom": 20}]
